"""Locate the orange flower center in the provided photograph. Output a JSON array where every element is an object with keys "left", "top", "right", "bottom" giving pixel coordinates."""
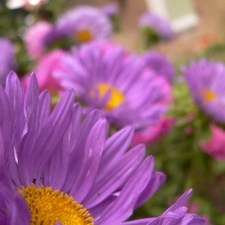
[
  {"left": 75, "top": 29, "right": 93, "bottom": 43},
  {"left": 18, "top": 184, "right": 94, "bottom": 225},
  {"left": 200, "top": 89, "right": 217, "bottom": 103},
  {"left": 91, "top": 84, "right": 125, "bottom": 111}
]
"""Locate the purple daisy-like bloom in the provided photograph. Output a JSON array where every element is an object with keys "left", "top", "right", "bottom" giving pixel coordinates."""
[
  {"left": 182, "top": 59, "right": 225, "bottom": 123},
  {"left": 0, "top": 72, "right": 205, "bottom": 224},
  {"left": 139, "top": 13, "right": 174, "bottom": 40},
  {"left": 0, "top": 38, "right": 16, "bottom": 86},
  {"left": 44, "top": 6, "right": 112, "bottom": 46},
  {"left": 55, "top": 42, "right": 168, "bottom": 130},
  {"left": 142, "top": 52, "right": 175, "bottom": 83}
]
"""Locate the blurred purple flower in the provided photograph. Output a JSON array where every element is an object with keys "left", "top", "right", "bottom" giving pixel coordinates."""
[
  {"left": 142, "top": 52, "right": 175, "bottom": 83},
  {"left": 0, "top": 72, "right": 205, "bottom": 224},
  {"left": 55, "top": 42, "right": 168, "bottom": 130},
  {"left": 24, "top": 21, "right": 52, "bottom": 60},
  {"left": 21, "top": 50, "right": 69, "bottom": 92},
  {"left": 44, "top": 6, "right": 112, "bottom": 46},
  {"left": 0, "top": 38, "right": 16, "bottom": 86},
  {"left": 139, "top": 13, "right": 174, "bottom": 40},
  {"left": 200, "top": 124, "right": 225, "bottom": 161},
  {"left": 182, "top": 59, "right": 225, "bottom": 123},
  {"left": 100, "top": 3, "right": 119, "bottom": 17}
]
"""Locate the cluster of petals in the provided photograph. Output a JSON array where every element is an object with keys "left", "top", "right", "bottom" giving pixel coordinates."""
[
  {"left": 54, "top": 42, "right": 169, "bottom": 130},
  {"left": 0, "top": 72, "right": 205, "bottom": 225}
]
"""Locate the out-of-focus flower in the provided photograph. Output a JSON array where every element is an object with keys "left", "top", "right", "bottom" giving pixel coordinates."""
[
  {"left": 24, "top": 21, "right": 52, "bottom": 60},
  {"left": 132, "top": 117, "right": 174, "bottom": 147},
  {"left": 200, "top": 124, "right": 225, "bottom": 161},
  {"left": 21, "top": 50, "right": 68, "bottom": 93},
  {"left": 182, "top": 59, "right": 225, "bottom": 123},
  {"left": 44, "top": 6, "right": 112, "bottom": 47},
  {"left": 0, "top": 72, "right": 205, "bottom": 224},
  {"left": 55, "top": 42, "right": 168, "bottom": 130},
  {"left": 198, "top": 35, "right": 216, "bottom": 51},
  {"left": 0, "top": 38, "right": 16, "bottom": 86},
  {"left": 6, "top": 0, "right": 46, "bottom": 10},
  {"left": 139, "top": 12, "right": 174, "bottom": 46},
  {"left": 100, "top": 3, "right": 119, "bottom": 17},
  {"left": 142, "top": 52, "right": 175, "bottom": 83},
  {"left": 100, "top": 3, "right": 120, "bottom": 31}
]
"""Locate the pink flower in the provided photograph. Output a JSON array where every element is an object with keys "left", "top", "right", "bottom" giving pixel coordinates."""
[
  {"left": 24, "top": 21, "right": 52, "bottom": 60},
  {"left": 132, "top": 117, "right": 175, "bottom": 146},
  {"left": 21, "top": 50, "right": 69, "bottom": 93},
  {"left": 200, "top": 124, "right": 225, "bottom": 161}
]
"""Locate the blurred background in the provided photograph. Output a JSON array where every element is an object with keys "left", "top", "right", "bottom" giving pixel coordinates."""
[{"left": 72, "top": 0, "right": 225, "bottom": 61}]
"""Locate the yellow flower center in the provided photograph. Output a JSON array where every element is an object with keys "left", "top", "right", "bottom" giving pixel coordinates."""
[
  {"left": 200, "top": 89, "right": 217, "bottom": 103},
  {"left": 18, "top": 184, "right": 94, "bottom": 225},
  {"left": 94, "top": 84, "right": 125, "bottom": 111},
  {"left": 75, "top": 29, "right": 93, "bottom": 43}
]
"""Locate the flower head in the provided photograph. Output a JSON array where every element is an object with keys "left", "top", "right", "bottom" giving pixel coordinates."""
[
  {"left": 0, "top": 38, "right": 16, "bottom": 86},
  {"left": 24, "top": 21, "right": 52, "bottom": 60},
  {"left": 44, "top": 6, "right": 112, "bottom": 47},
  {"left": 139, "top": 13, "right": 174, "bottom": 41},
  {"left": 200, "top": 124, "right": 225, "bottom": 161},
  {"left": 0, "top": 72, "right": 205, "bottom": 224},
  {"left": 55, "top": 42, "right": 168, "bottom": 130},
  {"left": 182, "top": 59, "right": 225, "bottom": 123},
  {"left": 142, "top": 52, "right": 175, "bottom": 83}
]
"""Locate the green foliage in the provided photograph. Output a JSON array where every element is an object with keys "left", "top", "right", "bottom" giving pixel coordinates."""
[{"left": 141, "top": 27, "right": 160, "bottom": 49}]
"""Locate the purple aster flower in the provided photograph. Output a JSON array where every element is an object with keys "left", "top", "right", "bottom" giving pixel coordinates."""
[
  {"left": 182, "top": 59, "right": 225, "bottom": 123},
  {"left": 44, "top": 6, "right": 112, "bottom": 46},
  {"left": 0, "top": 72, "right": 205, "bottom": 224},
  {"left": 54, "top": 42, "right": 168, "bottom": 130},
  {"left": 142, "top": 52, "right": 175, "bottom": 83},
  {"left": 0, "top": 38, "right": 16, "bottom": 86},
  {"left": 139, "top": 13, "right": 174, "bottom": 40}
]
